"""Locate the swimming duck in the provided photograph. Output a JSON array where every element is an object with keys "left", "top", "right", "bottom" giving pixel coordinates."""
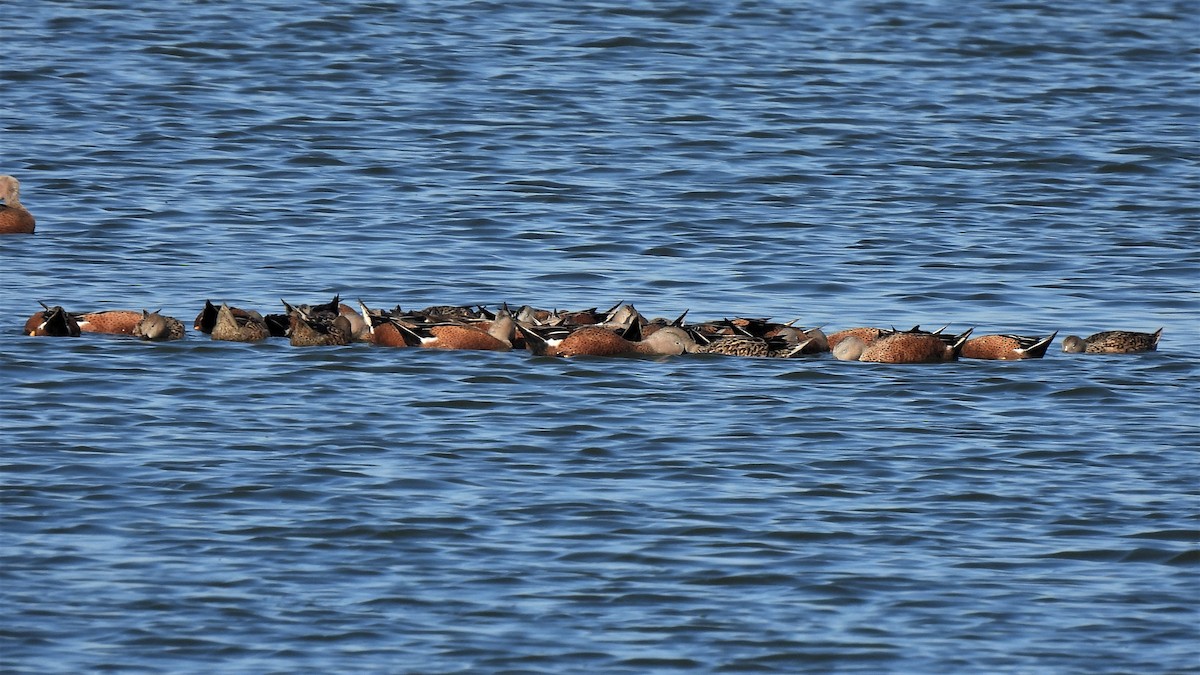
[
  {"left": 356, "top": 301, "right": 413, "bottom": 347},
  {"left": 961, "top": 332, "right": 1057, "bottom": 360},
  {"left": 77, "top": 309, "right": 144, "bottom": 335},
  {"left": 211, "top": 303, "right": 269, "bottom": 342},
  {"left": 695, "top": 334, "right": 812, "bottom": 358},
  {"left": 0, "top": 175, "right": 35, "bottom": 234},
  {"left": 1062, "top": 329, "right": 1162, "bottom": 354},
  {"left": 826, "top": 325, "right": 937, "bottom": 352},
  {"left": 133, "top": 310, "right": 186, "bottom": 341},
  {"left": 826, "top": 327, "right": 888, "bottom": 351},
  {"left": 517, "top": 324, "right": 697, "bottom": 358},
  {"left": 24, "top": 303, "right": 80, "bottom": 337},
  {"left": 393, "top": 317, "right": 515, "bottom": 352},
  {"left": 195, "top": 299, "right": 264, "bottom": 334},
  {"left": 834, "top": 328, "right": 973, "bottom": 363}
]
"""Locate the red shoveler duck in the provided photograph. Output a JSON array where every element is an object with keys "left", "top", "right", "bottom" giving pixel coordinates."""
[
  {"left": 517, "top": 324, "right": 698, "bottom": 358},
  {"left": 394, "top": 317, "right": 515, "bottom": 352},
  {"left": 690, "top": 318, "right": 820, "bottom": 358},
  {"left": 133, "top": 310, "right": 186, "bottom": 341},
  {"left": 834, "top": 327, "right": 973, "bottom": 363},
  {"left": 210, "top": 303, "right": 269, "bottom": 342},
  {"left": 24, "top": 303, "right": 80, "bottom": 336},
  {"left": 826, "top": 325, "right": 937, "bottom": 352},
  {"left": 357, "top": 301, "right": 412, "bottom": 348},
  {"left": 961, "top": 332, "right": 1057, "bottom": 360},
  {"left": 1062, "top": 328, "right": 1162, "bottom": 354},
  {"left": 826, "top": 326, "right": 888, "bottom": 351},
  {"left": 0, "top": 175, "right": 35, "bottom": 234}
]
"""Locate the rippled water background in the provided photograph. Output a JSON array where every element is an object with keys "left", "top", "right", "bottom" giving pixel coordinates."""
[{"left": 3, "top": 1, "right": 1199, "bottom": 672}]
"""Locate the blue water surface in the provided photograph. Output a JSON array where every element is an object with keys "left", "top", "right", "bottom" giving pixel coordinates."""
[{"left": 2, "top": 1, "right": 1198, "bottom": 673}]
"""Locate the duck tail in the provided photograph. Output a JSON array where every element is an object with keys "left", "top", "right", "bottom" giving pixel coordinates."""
[
  {"left": 1021, "top": 331, "right": 1058, "bottom": 359},
  {"left": 515, "top": 323, "right": 551, "bottom": 356},
  {"left": 950, "top": 327, "right": 974, "bottom": 358}
]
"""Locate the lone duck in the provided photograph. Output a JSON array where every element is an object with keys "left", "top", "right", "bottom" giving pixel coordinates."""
[
  {"left": 961, "top": 332, "right": 1057, "bottom": 360},
  {"left": 133, "top": 310, "right": 186, "bottom": 341},
  {"left": 1062, "top": 329, "right": 1162, "bottom": 354},
  {"left": 0, "top": 175, "right": 35, "bottom": 234}
]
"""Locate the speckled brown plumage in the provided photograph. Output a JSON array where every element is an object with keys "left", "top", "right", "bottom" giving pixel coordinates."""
[
  {"left": 134, "top": 310, "right": 186, "bottom": 341},
  {"left": 367, "top": 321, "right": 410, "bottom": 348},
  {"left": 699, "top": 335, "right": 771, "bottom": 357},
  {"left": 520, "top": 325, "right": 697, "bottom": 358},
  {"left": 856, "top": 329, "right": 972, "bottom": 363},
  {"left": 961, "top": 332, "right": 1056, "bottom": 360},
  {"left": 78, "top": 310, "right": 143, "bottom": 335},
  {"left": 419, "top": 324, "right": 512, "bottom": 351},
  {"left": 1062, "top": 329, "right": 1161, "bottom": 354}
]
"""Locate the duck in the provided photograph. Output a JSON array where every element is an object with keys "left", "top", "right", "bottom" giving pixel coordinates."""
[
  {"left": 24, "top": 303, "right": 80, "bottom": 337},
  {"left": 517, "top": 324, "right": 698, "bottom": 358},
  {"left": 550, "top": 301, "right": 626, "bottom": 327},
  {"left": 133, "top": 310, "right": 186, "bottom": 341},
  {"left": 961, "top": 332, "right": 1057, "bottom": 360},
  {"left": 826, "top": 325, "right": 940, "bottom": 352},
  {"left": 194, "top": 300, "right": 264, "bottom": 334},
  {"left": 687, "top": 318, "right": 818, "bottom": 358},
  {"left": 834, "top": 327, "right": 973, "bottom": 363},
  {"left": 211, "top": 303, "right": 269, "bottom": 342},
  {"left": 392, "top": 315, "right": 515, "bottom": 352},
  {"left": 826, "top": 326, "right": 888, "bottom": 351},
  {"left": 1062, "top": 329, "right": 1162, "bottom": 354},
  {"left": 76, "top": 309, "right": 145, "bottom": 335},
  {"left": 695, "top": 334, "right": 812, "bottom": 358},
  {"left": 357, "top": 301, "right": 413, "bottom": 348},
  {"left": 0, "top": 175, "right": 35, "bottom": 234},
  {"left": 282, "top": 299, "right": 352, "bottom": 347}
]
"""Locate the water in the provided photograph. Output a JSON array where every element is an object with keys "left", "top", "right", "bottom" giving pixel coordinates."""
[{"left": 2, "top": 1, "right": 1198, "bottom": 672}]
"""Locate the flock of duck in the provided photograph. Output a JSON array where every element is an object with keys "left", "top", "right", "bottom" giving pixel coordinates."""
[
  {"left": 4, "top": 174, "right": 1164, "bottom": 362},
  {"left": 20, "top": 297, "right": 1162, "bottom": 363}
]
